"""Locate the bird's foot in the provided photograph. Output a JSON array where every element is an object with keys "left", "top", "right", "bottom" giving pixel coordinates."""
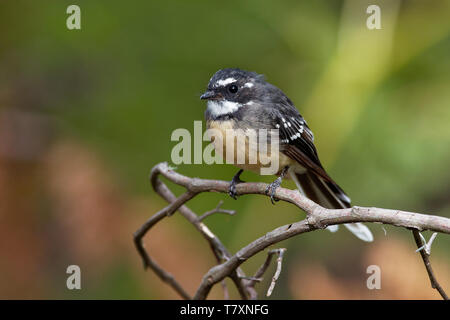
[
  {"left": 229, "top": 169, "right": 244, "bottom": 200},
  {"left": 265, "top": 166, "right": 289, "bottom": 205},
  {"left": 265, "top": 177, "right": 283, "bottom": 204}
]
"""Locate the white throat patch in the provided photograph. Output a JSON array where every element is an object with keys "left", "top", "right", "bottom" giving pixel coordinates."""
[{"left": 207, "top": 100, "right": 241, "bottom": 117}]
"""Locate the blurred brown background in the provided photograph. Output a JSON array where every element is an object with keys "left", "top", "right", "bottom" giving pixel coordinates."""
[{"left": 0, "top": 0, "right": 449, "bottom": 299}]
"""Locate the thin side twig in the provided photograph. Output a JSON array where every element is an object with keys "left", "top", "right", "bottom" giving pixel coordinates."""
[
  {"left": 198, "top": 200, "right": 236, "bottom": 221},
  {"left": 412, "top": 230, "right": 448, "bottom": 300},
  {"left": 133, "top": 191, "right": 196, "bottom": 300}
]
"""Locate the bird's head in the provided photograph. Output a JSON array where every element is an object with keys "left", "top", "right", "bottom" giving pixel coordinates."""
[{"left": 201, "top": 68, "right": 266, "bottom": 119}]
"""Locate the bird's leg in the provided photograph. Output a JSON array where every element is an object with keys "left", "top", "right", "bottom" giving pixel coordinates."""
[
  {"left": 266, "top": 166, "right": 289, "bottom": 205},
  {"left": 229, "top": 169, "right": 244, "bottom": 200}
]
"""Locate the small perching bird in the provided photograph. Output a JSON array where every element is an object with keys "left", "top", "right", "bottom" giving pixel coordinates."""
[{"left": 200, "top": 68, "right": 373, "bottom": 242}]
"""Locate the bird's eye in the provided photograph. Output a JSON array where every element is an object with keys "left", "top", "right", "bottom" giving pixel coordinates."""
[{"left": 228, "top": 84, "right": 238, "bottom": 94}]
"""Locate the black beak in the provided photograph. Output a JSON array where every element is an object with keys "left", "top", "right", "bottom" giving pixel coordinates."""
[{"left": 200, "top": 90, "right": 221, "bottom": 100}]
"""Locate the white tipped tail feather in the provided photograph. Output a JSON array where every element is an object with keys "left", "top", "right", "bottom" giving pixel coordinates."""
[
  {"left": 341, "top": 223, "right": 373, "bottom": 242},
  {"left": 288, "top": 168, "right": 373, "bottom": 242}
]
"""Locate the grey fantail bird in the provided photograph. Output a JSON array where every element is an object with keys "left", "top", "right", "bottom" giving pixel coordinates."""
[{"left": 200, "top": 68, "right": 373, "bottom": 242}]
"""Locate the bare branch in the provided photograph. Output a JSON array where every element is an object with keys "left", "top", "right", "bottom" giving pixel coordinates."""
[
  {"left": 241, "top": 248, "right": 287, "bottom": 299},
  {"left": 193, "top": 220, "right": 313, "bottom": 300},
  {"left": 135, "top": 162, "right": 450, "bottom": 300},
  {"left": 220, "top": 279, "right": 229, "bottom": 300},
  {"left": 152, "top": 163, "right": 450, "bottom": 234},
  {"left": 133, "top": 163, "right": 255, "bottom": 300},
  {"left": 133, "top": 191, "right": 196, "bottom": 300}
]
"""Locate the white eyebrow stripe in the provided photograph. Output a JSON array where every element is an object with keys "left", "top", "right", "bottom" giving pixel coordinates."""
[{"left": 215, "top": 77, "right": 236, "bottom": 87}]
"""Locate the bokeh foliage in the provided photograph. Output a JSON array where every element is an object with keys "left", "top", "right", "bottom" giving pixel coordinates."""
[{"left": 0, "top": 0, "right": 449, "bottom": 299}]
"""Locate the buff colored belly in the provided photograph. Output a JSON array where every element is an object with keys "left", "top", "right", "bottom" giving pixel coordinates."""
[{"left": 206, "top": 120, "right": 300, "bottom": 176}]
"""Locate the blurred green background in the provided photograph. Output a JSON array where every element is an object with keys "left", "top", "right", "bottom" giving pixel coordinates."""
[{"left": 0, "top": 0, "right": 449, "bottom": 299}]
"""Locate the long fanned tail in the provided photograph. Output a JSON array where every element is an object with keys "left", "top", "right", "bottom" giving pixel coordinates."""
[{"left": 289, "top": 168, "right": 373, "bottom": 242}]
